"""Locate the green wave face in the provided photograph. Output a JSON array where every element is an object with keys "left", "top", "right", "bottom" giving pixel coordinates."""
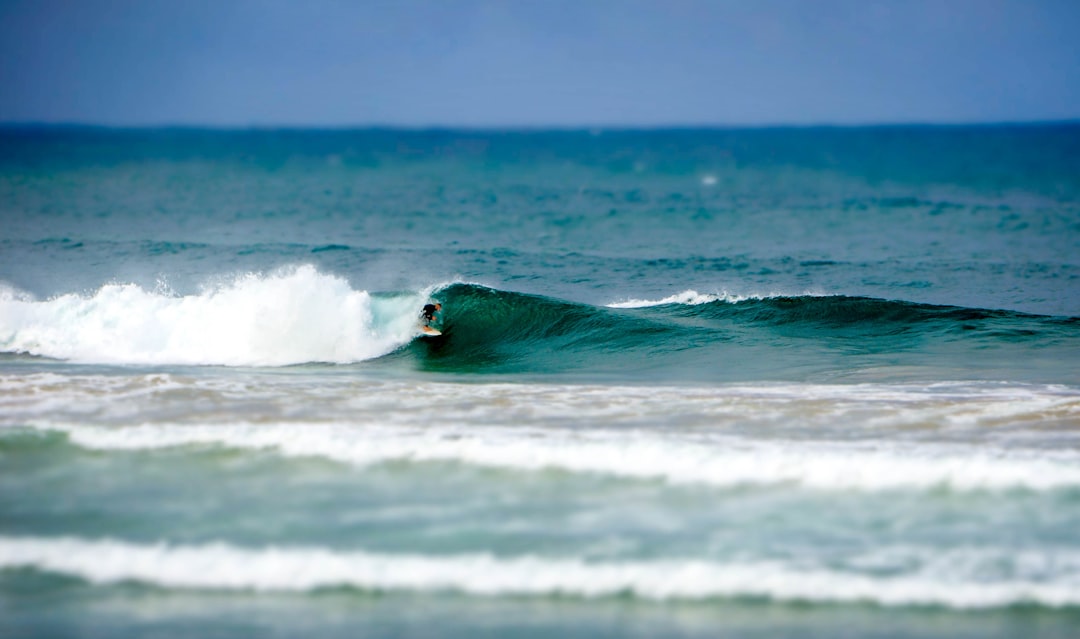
[{"left": 394, "top": 284, "right": 1080, "bottom": 383}]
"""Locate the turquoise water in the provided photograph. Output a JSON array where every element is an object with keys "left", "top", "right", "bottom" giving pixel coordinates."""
[{"left": 1, "top": 125, "right": 1080, "bottom": 637}]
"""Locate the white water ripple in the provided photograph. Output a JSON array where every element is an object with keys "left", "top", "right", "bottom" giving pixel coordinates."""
[
  {"left": 2, "top": 536, "right": 1079, "bottom": 609},
  {"left": 26, "top": 419, "right": 1080, "bottom": 493}
]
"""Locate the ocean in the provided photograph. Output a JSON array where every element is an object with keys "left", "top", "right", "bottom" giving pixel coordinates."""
[{"left": 1, "top": 125, "right": 1079, "bottom": 638}]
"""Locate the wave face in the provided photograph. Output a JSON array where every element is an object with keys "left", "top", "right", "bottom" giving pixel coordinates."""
[
  {"left": 404, "top": 283, "right": 1080, "bottom": 382},
  {"left": 0, "top": 265, "right": 425, "bottom": 366}
]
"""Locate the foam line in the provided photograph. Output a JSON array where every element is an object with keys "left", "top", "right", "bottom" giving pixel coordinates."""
[
  {"left": 606, "top": 289, "right": 811, "bottom": 308},
  {"left": 31, "top": 420, "right": 1080, "bottom": 492},
  {"left": 2, "top": 536, "right": 1078, "bottom": 609},
  {"left": 607, "top": 290, "right": 745, "bottom": 308}
]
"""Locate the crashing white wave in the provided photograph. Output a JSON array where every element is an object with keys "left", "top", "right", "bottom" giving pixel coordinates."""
[
  {"left": 2, "top": 536, "right": 1079, "bottom": 609},
  {"left": 0, "top": 265, "right": 426, "bottom": 366}
]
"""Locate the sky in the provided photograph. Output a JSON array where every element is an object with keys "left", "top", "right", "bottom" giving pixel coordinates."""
[{"left": 1, "top": 0, "right": 1079, "bottom": 127}]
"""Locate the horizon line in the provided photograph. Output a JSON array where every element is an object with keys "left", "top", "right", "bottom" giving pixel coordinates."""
[{"left": 2, "top": 118, "right": 1079, "bottom": 132}]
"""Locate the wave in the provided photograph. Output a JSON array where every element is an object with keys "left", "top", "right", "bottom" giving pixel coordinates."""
[
  {"left": 0, "top": 265, "right": 427, "bottom": 366},
  {"left": 2, "top": 536, "right": 1079, "bottom": 609},
  {"left": 2, "top": 272, "right": 1077, "bottom": 373},
  {"left": 402, "top": 283, "right": 1080, "bottom": 379},
  {"left": 26, "top": 418, "right": 1080, "bottom": 492}
]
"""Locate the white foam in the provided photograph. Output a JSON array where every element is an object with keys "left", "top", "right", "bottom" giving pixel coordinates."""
[
  {"left": 606, "top": 288, "right": 835, "bottom": 308},
  {"left": 2, "top": 536, "right": 1078, "bottom": 608},
  {"left": 32, "top": 414, "right": 1080, "bottom": 492},
  {"left": 3, "top": 374, "right": 1073, "bottom": 421},
  {"left": 608, "top": 290, "right": 727, "bottom": 308},
  {"left": 0, "top": 265, "right": 424, "bottom": 366},
  {"left": 606, "top": 289, "right": 793, "bottom": 308},
  {"left": 6, "top": 374, "right": 1078, "bottom": 492}
]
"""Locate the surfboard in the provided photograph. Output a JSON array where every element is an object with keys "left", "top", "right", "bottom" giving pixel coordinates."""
[{"left": 419, "top": 325, "right": 442, "bottom": 337}]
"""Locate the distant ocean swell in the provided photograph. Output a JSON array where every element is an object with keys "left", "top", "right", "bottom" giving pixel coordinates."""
[
  {"left": 1, "top": 266, "right": 1076, "bottom": 372},
  {"left": 2, "top": 536, "right": 1079, "bottom": 609}
]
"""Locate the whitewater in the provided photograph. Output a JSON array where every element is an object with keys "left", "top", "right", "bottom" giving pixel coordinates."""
[
  {"left": 0, "top": 265, "right": 428, "bottom": 365},
  {"left": 2, "top": 125, "right": 1079, "bottom": 639},
  {"left": 5, "top": 535, "right": 1080, "bottom": 609}
]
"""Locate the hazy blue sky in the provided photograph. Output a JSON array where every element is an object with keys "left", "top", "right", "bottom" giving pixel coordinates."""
[{"left": 2, "top": 0, "right": 1078, "bottom": 126}]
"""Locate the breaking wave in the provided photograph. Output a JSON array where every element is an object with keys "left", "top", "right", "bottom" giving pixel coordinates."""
[
  {"left": 0, "top": 265, "right": 426, "bottom": 366},
  {"left": 2, "top": 271, "right": 1077, "bottom": 377}
]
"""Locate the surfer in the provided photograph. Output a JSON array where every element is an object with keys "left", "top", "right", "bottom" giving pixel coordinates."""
[
  {"left": 420, "top": 303, "right": 442, "bottom": 335},
  {"left": 421, "top": 303, "right": 441, "bottom": 324}
]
